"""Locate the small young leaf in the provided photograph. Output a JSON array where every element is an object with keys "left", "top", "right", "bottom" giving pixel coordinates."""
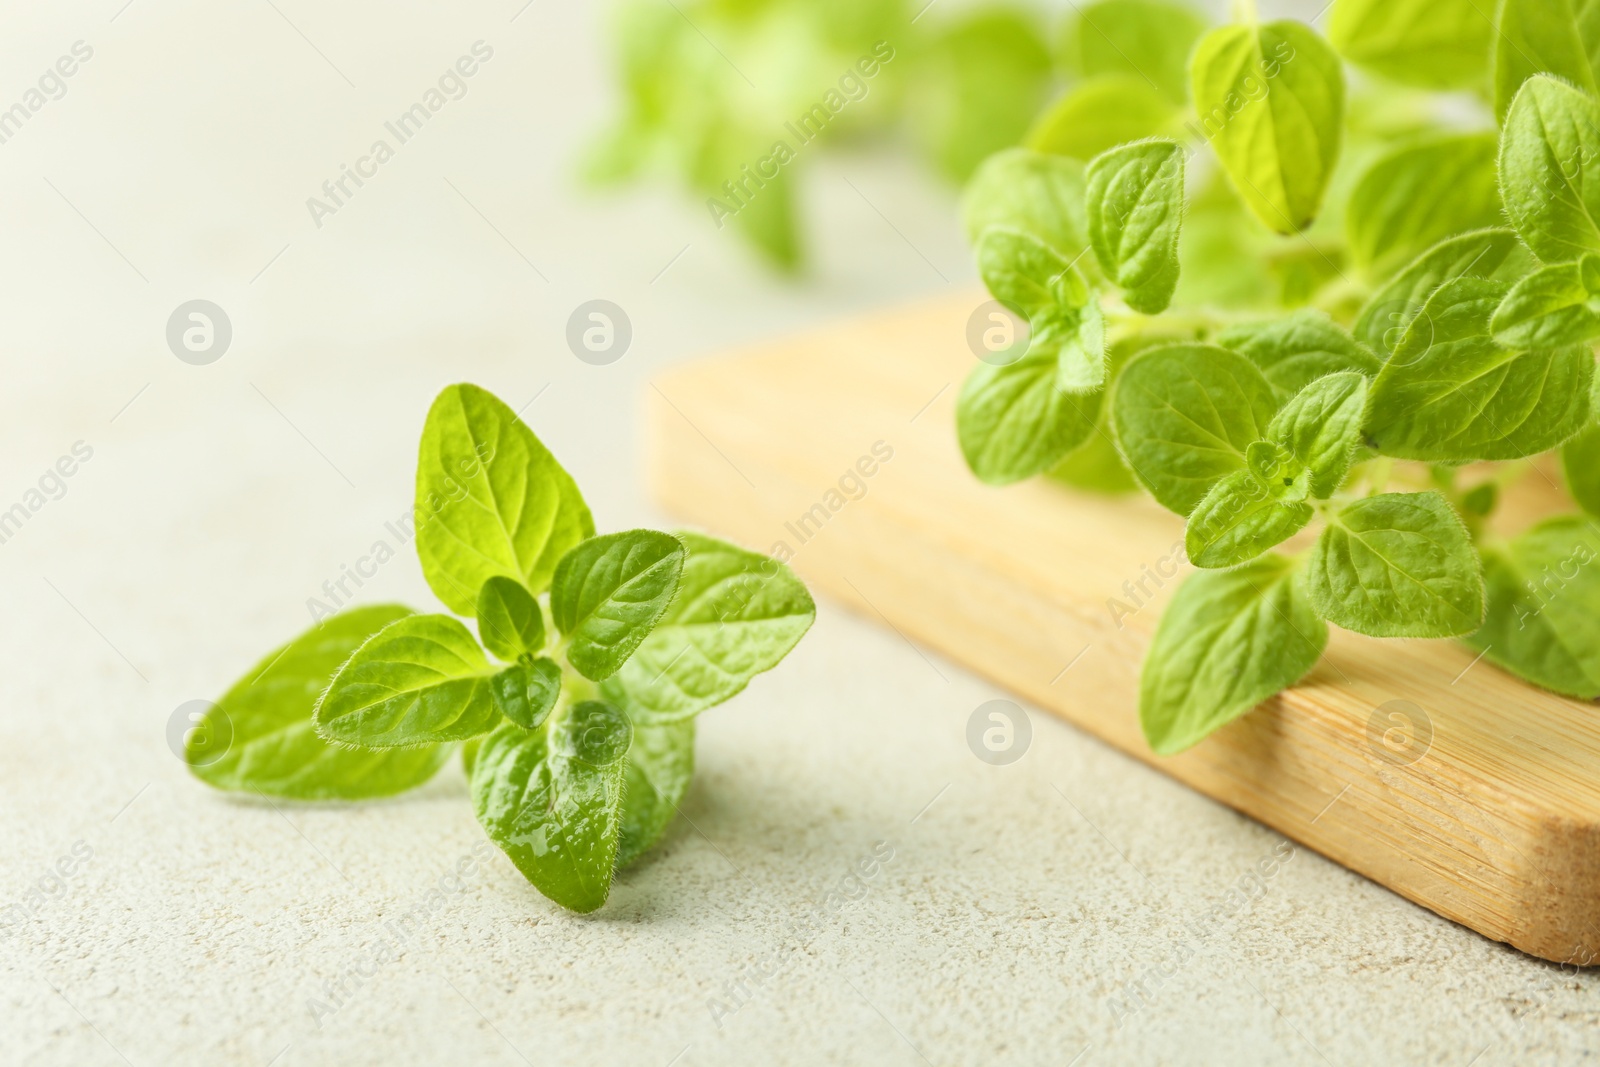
[
  {"left": 1564, "top": 419, "right": 1600, "bottom": 515},
  {"left": 1039, "top": 306, "right": 1108, "bottom": 395},
  {"left": 1468, "top": 516, "right": 1600, "bottom": 698},
  {"left": 974, "top": 232, "right": 1107, "bottom": 392},
  {"left": 1044, "top": 337, "right": 1141, "bottom": 495},
  {"left": 1185, "top": 467, "right": 1314, "bottom": 569},
  {"left": 1111, "top": 344, "right": 1280, "bottom": 515},
  {"left": 313, "top": 614, "right": 500, "bottom": 747},
  {"left": 1190, "top": 20, "right": 1345, "bottom": 234},
  {"left": 476, "top": 576, "right": 546, "bottom": 663},
  {"left": 1305, "top": 491, "right": 1485, "bottom": 638},
  {"left": 472, "top": 719, "right": 627, "bottom": 913},
  {"left": 1345, "top": 134, "right": 1503, "bottom": 282},
  {"left": 1364, "top": 277, "right": 1595, "bottom": 462},
  {"left": 1328, "top": 0, "right": 1494, "bottom": 91},
  {"left": 1027, "top": 75, "right": 1177, "bottom": 163},
  {"left": 977, "top": 228, "right": 1078, "bottom": 321},
  {"left": 962, "top": 149, "right": 1091, "bottom": 264},
  {"left": 617, "top": 719, "right": 696, "bottom": 869},
  {"left": 1501, "top": 76, "right": 1600, "bottom": 263},
  {"left": 600, "top": 533, "right": 814, "bottom": 723},
  {"left": 1217, "top": 310, "right": 1381, "bottom": 401},
  {"left": 1352, "top": 230, "right": 1535, "bottom": 354},
  {"left": 957, "top": 347, "right": 1102, "bottom": 486},
  {"left": 1140, "top": 555, "right": 1327, "bottom": 755},
  {"left": 187, "top": 605, "right": 450, "bottom": 799},
  {"left": 551, "top": 530, "right": 686, "bottom": 682},
  {"left": 416, "top": 384, "right": 595, "bottom": 614},
  {"left": 489, "top": 657, "right": 562, "bottom": 731},
  {"left": 1491, "top": 255, "right": 1600, "bottom": 348},
  {"left": 1085, "top": 139, "right": 1186, "bottom": 314},
  {"left": 1266, "top": 371, "right": 1369, "bottom": 498},
  {"left": 1060, "top": 0, "right": 1208, "bottom": 104},
  {"left": 1493, "top": 0, "right": 1600, "bottom": 122}
]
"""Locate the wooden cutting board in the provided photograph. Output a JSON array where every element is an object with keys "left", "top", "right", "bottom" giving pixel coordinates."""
[{"left": 644, "top": 289, "right": 1600, "bottom": 966}]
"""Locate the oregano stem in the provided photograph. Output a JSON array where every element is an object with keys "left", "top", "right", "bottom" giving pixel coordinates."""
[{"left": 1232, "top": 0, "right": 1259, "bottom": 23}]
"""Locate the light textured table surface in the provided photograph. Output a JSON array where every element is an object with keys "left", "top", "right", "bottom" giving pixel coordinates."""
[{"left": 1, "top": 2, "right": 1595, "bottom": 1065}]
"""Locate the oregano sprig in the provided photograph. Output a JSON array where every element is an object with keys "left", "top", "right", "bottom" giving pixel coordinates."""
[
  {"left": 956, "top": 2, "right": 1600, "bottom": 753},
  {"left": 187, "top": 384, "right": 814, "bottom": 912}
]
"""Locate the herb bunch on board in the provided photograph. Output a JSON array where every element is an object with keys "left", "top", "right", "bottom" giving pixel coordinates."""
[
  {"left": 186, "top": 384, "right": 814, "bottom": 912},
  {"left": 957, "top": 0, "right": 1600, "bottom": 754}
]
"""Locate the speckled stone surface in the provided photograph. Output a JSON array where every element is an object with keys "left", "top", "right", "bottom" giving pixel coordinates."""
[{"left": 1, "top": 1, "right": 1597, "bottom": 1064}]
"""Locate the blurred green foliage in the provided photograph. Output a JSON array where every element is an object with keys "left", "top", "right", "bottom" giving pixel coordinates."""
[{"left": 588, "top": 0, "right": 1063, "bottom": 270}]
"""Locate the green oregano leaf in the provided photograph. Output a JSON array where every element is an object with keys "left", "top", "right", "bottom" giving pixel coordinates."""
[
  {"left": 957, "top": 346, "right": 1103, "bottom": 485},
  {"left": 1266, "top": 371, "right": 1369, "bottom": 498},
  {"left": 1140, "top": 554, "right": 1327, "bottom": 755},
  {"left": 551, "top": 530, "right": 686, "bottom": 682},
  {"left": 415, "top": 383, "right": 594, "bottom": 614},
  {"left": 600, "top": 533, "right": 814, "bottom": 723},
  {"left": 1352, "top": 230, "right": 1536, "bottom": 354},
  {"left": 187, "top": 605, "right": 450, "bottom": 799},
  {"left": 489, "top": 657, "right": 562, "bottom": 731},
  {"left": 476, "top": 576, "right": 546, "bottom": 663},
  {"left": 975, "top": 232, "right": 1109, "bottom": 395},
  {"left": 1184, "top": 467, "right": 1313, "bottom": 569},
  {"left": 471, "top": 709, "right": 630, "bottom": 914},
  {"left": 1501, "top": 75, "right": 1600, "bottom": 263},
  {"left": 1469, "top": 517, "right": 1600, "bottom": 699},
  {"left": 1493, "top": 0, "right": 1600, "bottom": 123},
  {"left": 1111, "top": 344, "right": 1280, "bottom": 515},
  {"left": 1027, "top": 75, "right": 1177, "bottom": 163},
  {"left": 1218, "top": 310, "right": 1381, "bottom": 401},
  {"left": 977, "top": 227, "right": 1081, "bottom": 321},
  {"left": 1304, "top": 491, "right": 1485, "bottom": 638},
  {"left": 313, "top": 614, "right": 501, "bottom": 748},
  {"left": 1564, "top": 418, "right": 1600, "bottom": 515},
  {"left": 1345, "top": 133, "right": 1503, "bottom": 282},
  {"left": 616, "top": 719, "right": 696, "bottom": 869},
  {"left": 1037, "top": 308, "right": 1108, "bottom": 395},
  {"left": 1190, "top": 20, "right": 1345, "bottom": 234},
  {"left": 1049, "top": 341, "right": 1142, "bottom": 494},
  {"left": 1060, "top": 0, "right": 1208, "bottom": 105},
  {"left": 962, "top": 149, "right": 1091, "bottom": 264},
  {"left": 1491, "top": 255, "right": 1600, "bottom": 348},
  {"left": 551, "top": 699, "right": 634, "bottom": 766},
  {"left": 1328, "top": 0, "right": 1494, "bottom": 91},
  {"left": 1364, "top": 277, "right": 1595, "bottom": 462},
  {"left": 1085, "top": 139, "right": 1186, "bottom": 314}
]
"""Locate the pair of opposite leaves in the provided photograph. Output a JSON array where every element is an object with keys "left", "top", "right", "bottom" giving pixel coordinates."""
[
  {"left": 958, "top": 137, "right": 1187, "bottom": 484},
  {"left": 190, "top": 384, "right": 816, "bottom": 912}
]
